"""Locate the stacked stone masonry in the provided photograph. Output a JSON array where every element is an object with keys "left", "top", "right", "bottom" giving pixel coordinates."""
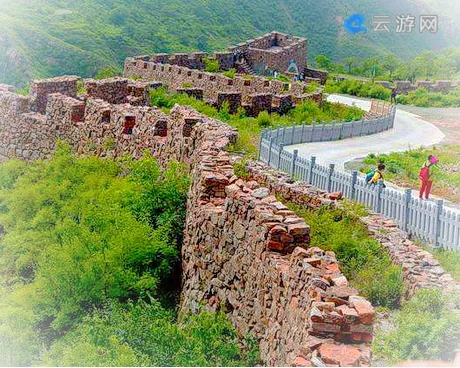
[
  {"left": 0, "top": 76, "right": 374, "bottom": 366},
  {"left": 123, "top": 59, "right": 322, "bottom": 116},
  {"left": 376, "top": 80, "right": 460, "bottom": 94},
  {"left": 245, "top": 161, "right": 460, "bottom": 300}
]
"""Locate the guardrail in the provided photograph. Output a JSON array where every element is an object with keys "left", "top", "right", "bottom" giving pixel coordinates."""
[{"left": 258, "top": 102, "right": 460, "bottom": 251}]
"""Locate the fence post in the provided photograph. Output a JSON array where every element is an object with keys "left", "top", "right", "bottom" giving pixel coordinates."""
[
  {"left": 327, "top": 163, "right": 335, "bottom": 193},
  {"left": 277, "top": 143, "right": 284, "bottom": 170},
  {"left": 351, "top": 170, "right": 358, "bottom": 199},
  {"left": 291, "top": 123, "right": 295, "bottom": 145},
  {"left": 308, "top": 156, "right": 316, "bottom": 184},
  {"left": 282, "top": 127, "right": 286, "bottom": 145},
  {"left": 403, "top": 188, "right": 412, "bottom": 233},
  {"left": 301, "top": 122, "right": 305, "bottom": 143},
  {"left": 290, "top": 149, "right": 298, "bottom": 176},
  {"left": 310, "top": 121, "right": 315, "bottom": 142},
  {"left": 267, "top": 137, "right": 274, "bottom": 166},
  {"left": 375, "top": 179, "right": 384, "bottom": 213},
  {"left": 258, "top": 129, "right": 266, "bottom": 161},
  {"left": 434, "top": 199, "right": 444, "bottom": 247}
]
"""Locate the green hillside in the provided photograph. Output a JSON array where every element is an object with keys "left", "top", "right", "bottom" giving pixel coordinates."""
[{"left": 0, "top": 0, "right": 459, "bottom": 86}]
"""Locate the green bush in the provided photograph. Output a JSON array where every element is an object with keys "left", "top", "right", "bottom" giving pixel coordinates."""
[
  {"left": 204, "top": 58, "right": 219, "bottom": 73},
  {"left": 324, "top": 78, "right": 391, "bottom": 101},
  {"left": 256, "top": 110, "right": 272, "bottom": 127},
  {"left": 0, "top": 146, "right": 190, "bottom": 365},
  {"left": 39, "top": 301, "right": 260, "bottom": 367},
  {"left": 288, "top": 203, "right": 404, "bottom": 308},
  {"left": 397, "top": 87, "right": 460, "bottom": 107},
  {"left": 95, "top": 66, "right": 121, "bottom": 80},
  {"left": 373, "top": 288, "right": 460, "bottom": 364},
  {"left": 223, "top": 68, "right": 236, "bottom": 78},
  {"left": 233, "top": 158, "right": 250, "bottom": 179}
]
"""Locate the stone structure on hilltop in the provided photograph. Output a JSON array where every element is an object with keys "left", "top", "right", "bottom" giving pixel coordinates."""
[
  {"left": 132, "top": 31, "right": 326, "bottom": 81},
  {"left": 228, "top": 32, "right": 307, "bottom": 75},
  {"left": 124, "top": 31, "right": 328, "bottom": 116},
  {"left": 124, "top": 58, "right": 323, "bottom": 116}
]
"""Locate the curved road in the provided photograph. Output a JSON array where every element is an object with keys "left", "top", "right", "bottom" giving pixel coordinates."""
[{"left": 285, "top": 94, "right": 446, "bottom": 171}]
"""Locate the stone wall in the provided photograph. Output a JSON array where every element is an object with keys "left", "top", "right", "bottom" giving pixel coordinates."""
[
  {"left": 123, "top": 59, "right": 322, "bottom": 115},
  {"left": 0, "top": 77, "right": 374, "bottom": 366},
  {"left": 229, "top": 31, "right": 307, "bottom": 74},
  {"left": 389, "top": 80, "right": 460, "bottom": 94},
  {"left": 244, "top": 160, "right": 460, "bottom": 300}
]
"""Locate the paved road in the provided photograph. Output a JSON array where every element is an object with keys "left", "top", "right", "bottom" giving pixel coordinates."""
[{"left": 285, "top": 94, "right": 446, "bottom": 171}]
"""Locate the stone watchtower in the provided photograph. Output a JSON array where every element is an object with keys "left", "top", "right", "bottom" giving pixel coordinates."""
[{"left": 228, "top": 31, "right": 307, "bottom": 75}]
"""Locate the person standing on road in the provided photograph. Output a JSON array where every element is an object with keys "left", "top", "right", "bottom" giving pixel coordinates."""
[
  {"left": 390, "top": 88, "right": 397, "bottom": 104},
  {"left": 419, "top": 155, "right": 439, "bottom": 199}
]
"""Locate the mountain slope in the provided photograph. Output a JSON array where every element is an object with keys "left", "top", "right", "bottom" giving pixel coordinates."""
[{"left": 0, "top": 0, "right": 458, "bottom": 86}]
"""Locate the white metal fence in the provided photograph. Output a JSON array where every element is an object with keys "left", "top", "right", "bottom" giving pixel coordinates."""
[{"left": 258, "top": 103, "right": 460, "bottom": 251}]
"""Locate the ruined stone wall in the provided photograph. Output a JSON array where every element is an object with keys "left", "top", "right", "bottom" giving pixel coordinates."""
[
  {"left": 245, "top": 160, "right": 460, "bottom": 300},
  {"left": 0, "top": 78, "right": 373, "bottom": 366},
  {"left": 229, "top": 31, "right": 308, "bottom": 74},
  {"left": 123, "top": 59, "right": 322, "bottom": 115}
]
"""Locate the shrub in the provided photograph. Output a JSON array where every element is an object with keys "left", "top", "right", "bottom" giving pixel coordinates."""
[
  {"left": 204, "top": 58, "right": 219, "bottom": 73},
  {"left": 39, "top": 301, "right": 260, "bottom": 367},
  {"left": 0, "top": 147, "right": 190, "bottom": 364},
  {"left": 95, "top": 66, "right": 121, "bottom": 80},
  {"left": 373, "top": 288, "right": 460, "bottom": 364},
  {"left": 182, "top": 82, "right": 194, "bottom": 88},
  {"left": 223, "top": 68, "right": 236, "bottom": 78},
  {"left": 233, "top": 158, "right": 250, "bottom": 179},
  {"left": 256, "top": 110, "right": 272, "bottom": 127}
]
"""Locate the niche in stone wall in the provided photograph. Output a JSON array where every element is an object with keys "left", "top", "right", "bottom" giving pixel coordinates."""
[
  {"left": 102, "top": 110, "right": 111, "bottom": 123},
  {"left": 244, "top": 80, "right": 251, "bottom": 86},
  {"left": 143, "top": 62, "right": 148, "bottom": 69},
  {"left": 123, "top": 115, "right": 136, "bottom": 134}
]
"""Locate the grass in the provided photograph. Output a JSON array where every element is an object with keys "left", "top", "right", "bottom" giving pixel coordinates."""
[
  {"left": 373, "top": 288, "right": 460, "bottom": 365},
  {"left": 287, "top": 201, "right": 404, "bottom": 309},
  {"left": 324, "top": 78, "right": 392, "bottom": 101},
  {"left": 431, "top": 248, "right": 460, "bottom": 282},
  {"left": 150, "top": 87, "right": 365, "bottom": 158},
  {"left": 359, "top": 146, "right": 460, "bottom": 204}
]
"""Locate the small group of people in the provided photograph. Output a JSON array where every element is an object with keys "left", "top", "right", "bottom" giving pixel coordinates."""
[
  {"left": 366, "top": 154, "right": 439, "bottom": 200},
  {"left": 293, "top": 73, "right": 305, "bottom": 82},
  {"left": 232, "top": 49, "right": 244, "bottom": 63}
]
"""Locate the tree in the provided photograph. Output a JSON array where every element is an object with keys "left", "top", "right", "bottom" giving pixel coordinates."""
[
  {"left": 315, "top": 55, "right": 332, "bottom": 70},
  {"left": 343, "top": 57, "right": 358, "bottom": 74},
  {"left": 382, "top": 54, "right": 399, "bottom": 80}
]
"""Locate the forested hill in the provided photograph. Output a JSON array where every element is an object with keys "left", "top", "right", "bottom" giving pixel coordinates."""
[{"left": 0, "top": 0, "right": 459, "bottom": 86}]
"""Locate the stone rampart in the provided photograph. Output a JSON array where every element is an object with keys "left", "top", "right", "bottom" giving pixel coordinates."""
[
  {"left": 0, "top": 76, "right": 373, "bottom": 366},
  {"left": 123, "top": 59, "right": 322, "bottom": 115}
]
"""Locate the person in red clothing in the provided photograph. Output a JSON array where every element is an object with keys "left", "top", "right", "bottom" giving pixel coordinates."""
[{"left": 419, "top": 155, "right": 438, "bottom": 199}]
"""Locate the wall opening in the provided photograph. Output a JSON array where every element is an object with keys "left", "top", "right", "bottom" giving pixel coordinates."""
[{"left": 123, "top": 115, "right": 136, "bottom": 134}]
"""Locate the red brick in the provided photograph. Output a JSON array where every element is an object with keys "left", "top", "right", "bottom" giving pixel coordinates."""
[
  {"left": 318, "top": 343, "right": 362, "bottom": 366},
  {"left": 292, "top": 356, "right": 312, "bottom": 367}
]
